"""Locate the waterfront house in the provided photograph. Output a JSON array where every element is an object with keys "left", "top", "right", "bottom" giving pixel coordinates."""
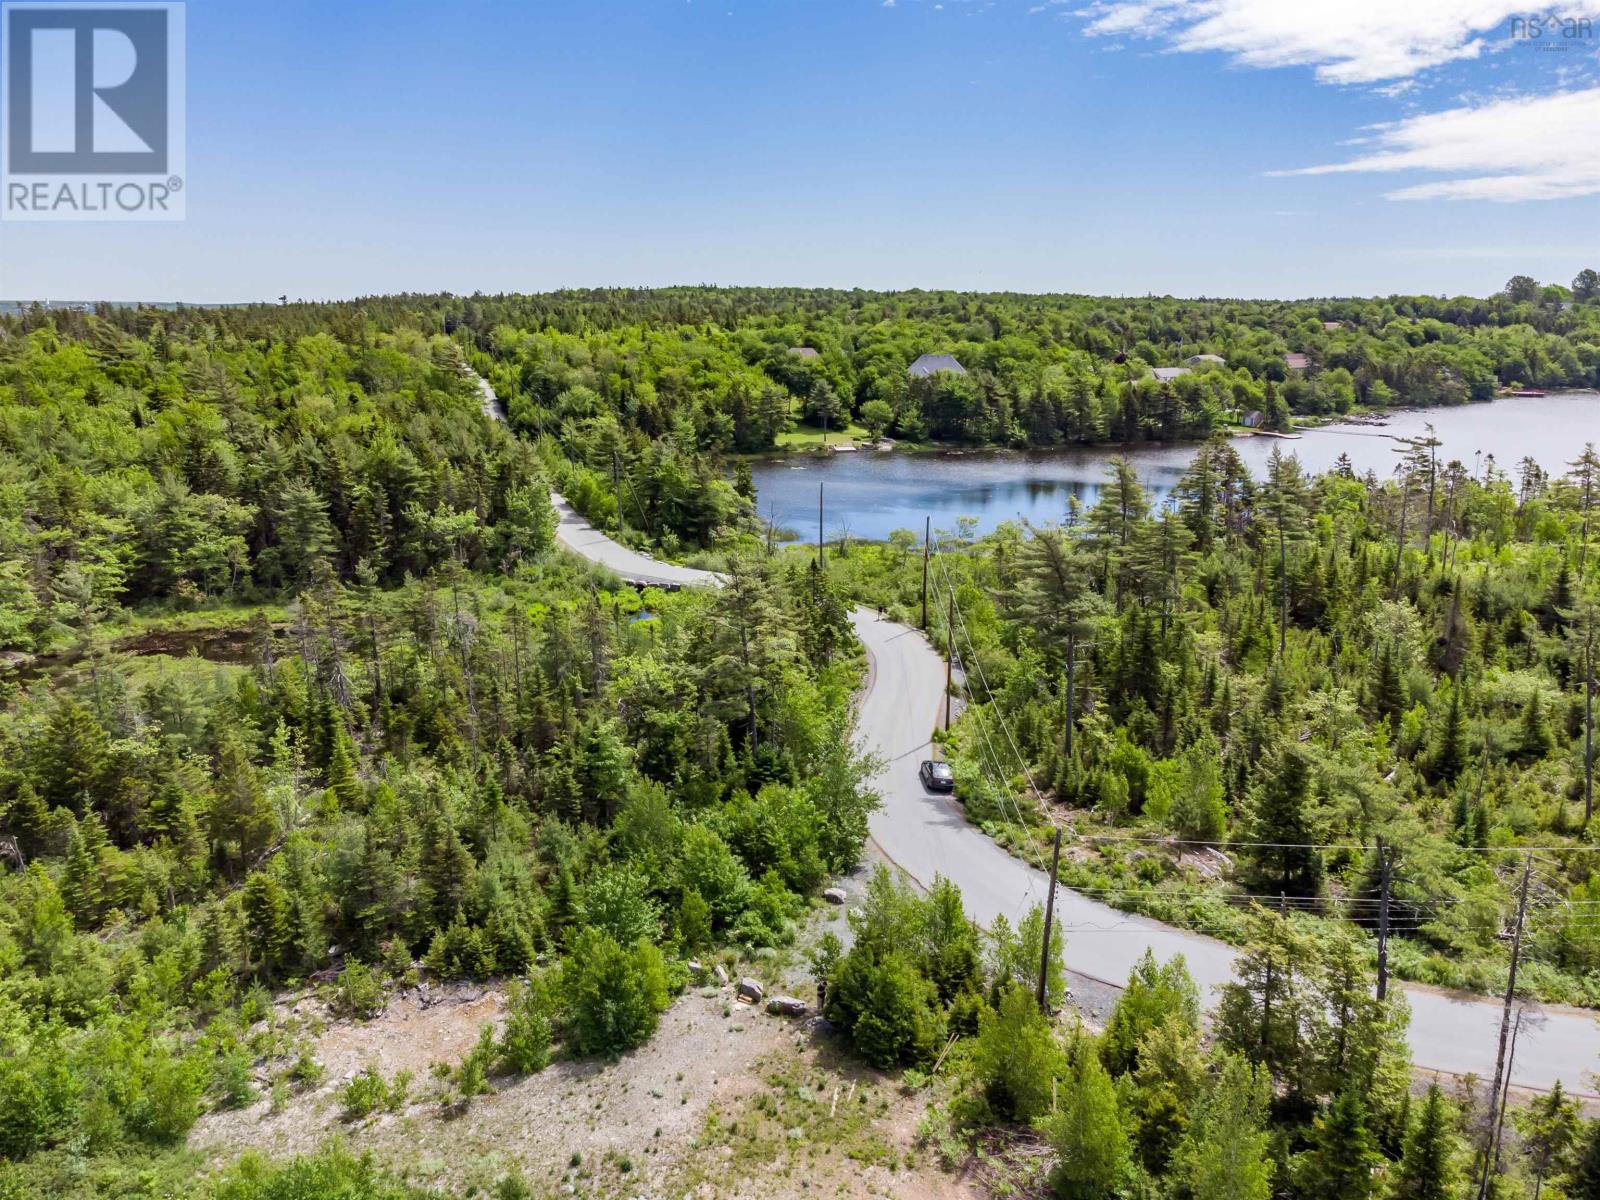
[{"left": 908, "top": 353, "right": 967, "bottom": 378}]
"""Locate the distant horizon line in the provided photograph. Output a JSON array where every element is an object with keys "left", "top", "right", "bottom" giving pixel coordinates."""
[{"left": 2, "top": 279, "right": 1587, "bottom": 311}]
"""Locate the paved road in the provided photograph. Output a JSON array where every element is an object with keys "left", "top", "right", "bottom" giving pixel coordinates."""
[
  {"left": 506, "top": 330, "right": 1600, "bottom": 1095},
  {"left": 549, "top": 494, "right": 725, "bottom": 590},
  {"left": 849, "top": 610, "right": 1600, "bottom": 1096},
  {"left": 467, "top": 365, "right": 722, "bottom": 591}
]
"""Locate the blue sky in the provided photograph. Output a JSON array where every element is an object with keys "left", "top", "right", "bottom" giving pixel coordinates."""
[{"left": 1, "top": 0, "right": 1596, "bottom": 302}]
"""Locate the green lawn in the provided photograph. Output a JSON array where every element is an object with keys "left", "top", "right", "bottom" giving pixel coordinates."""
[{"left": 775, "top": 419, "right": 873, "bottom": 449}]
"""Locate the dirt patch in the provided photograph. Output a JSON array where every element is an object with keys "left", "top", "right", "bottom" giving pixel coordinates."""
[
  {"left": 189, "top": 889, "right": 979, "bottom": 1199},
  {"left": 313, "top": 986, "right": 506, "bottom": 1082}
]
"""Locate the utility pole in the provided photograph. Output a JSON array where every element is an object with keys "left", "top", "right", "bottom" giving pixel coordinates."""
[
  {"left": 1490, "top": 1007, "right": 1525, "bottom": 1181},
  {"left": 920, "top": 516, "right": 931, "bottom": 630},
  {"left": 1478, "top": 855, "right": 1532, "bottom": 1200},
  {"left": 612, "top": 449, "right": 624, "bottom": 540},
  {"left": 1376, "top": 837, "right": 1391, "bottom": 1001},
  {"left": 1037, "top": 828, "right": 1063, "bottom": 1014},
  {"left": 944, "top": 591, "right": 955, "bottom": 729},
  {"left": 817, "top": 483, "right": 824, "bottom": 568}
]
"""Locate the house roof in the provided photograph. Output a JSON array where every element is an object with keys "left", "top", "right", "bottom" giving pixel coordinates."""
[
  {"left": 908, "top": 353, "right": 967, "bottom": 378},
  {"left": 1185, "top": 354, "right": 1226, "bottom": 365},
  {"left": 1150, "top": 366, "right": 1191, "bottom": 382},
  {"left": 1322, "top": 321, "right": 1345, "bottom": 331},
  {"left": 1285, "top": 352, "right": 1312, "bottom": 370},
  {"left": 787, "top": 346, "right": 820, "bottom": 359}
]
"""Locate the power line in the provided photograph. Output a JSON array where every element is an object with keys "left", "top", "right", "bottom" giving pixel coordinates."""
[
  {"left": 933, "top": 545, "right": 1049, "bottom": 814},
  {"left": 1076, "top": 832, "right": 1600, "bottom": 855}
]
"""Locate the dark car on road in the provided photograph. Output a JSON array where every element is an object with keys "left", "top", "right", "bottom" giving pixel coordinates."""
[{"left": 919, "top": 759, "right": 954, "bottom": 793}]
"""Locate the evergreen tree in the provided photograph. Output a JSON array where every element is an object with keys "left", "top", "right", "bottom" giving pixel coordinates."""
[
  {"left": 324, "top": 723, "right": 362, "bottom": 813},
  {"left": 242, "top": 870, "right": 294, "bottom": 980},
  {"left": 1297, "top": 1085, "right": 1381, "bottom": 1200},
  {"left": 1568, "top": 1119, "right": 1600, "bottom": 1200},
  {"left": 1244, "top": 745, "right": 1324, "bottom": 896},
  {"left": 1516, "top": 1080, "right": 1580, "bottom": 1200},
  {"left": 1102, "top": 949, "right": 1200, "bottom": 1075},
  {"left": 1042, "top": 1040, "right": 1129, "bottom": 1200},
  {"left": 1517, "top": 690, "right": 1555, "bottom": 762},
  {"left": 972, "top": 983, "right": 1063, "bottom": 1122},
  {"left": 1177, "top": 1055, "right": 1273, "bottom": 1200},
  {"left": 1429, "top": 687, "right": 1468, "bottom": 783},
  {"left": 1390, "top": 1083, "right": 1458, "bottom": 1200}
]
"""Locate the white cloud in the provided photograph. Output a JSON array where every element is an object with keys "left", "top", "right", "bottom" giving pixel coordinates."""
[
  {"left": 1074, "top": 0, "right": 1600, "bottom": 85},
  {"left": 1271, "top": 87, "right": 1600, "bottom": 201}
]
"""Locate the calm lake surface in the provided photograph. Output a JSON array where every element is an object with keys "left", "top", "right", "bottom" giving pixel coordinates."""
[{"left": 750, "top": 391, "right": 1600, "bottom": 543}]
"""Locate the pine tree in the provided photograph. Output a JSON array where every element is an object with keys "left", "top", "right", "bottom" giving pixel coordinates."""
[
  {"left": 1391, "top": 1083, "right": 1459, "bottom": 1200},
  {"left": 1297, "top": 1085, "right": 1381, "bottom": 1200},
  {"left": 1517, "top": 691, "right": 1555, "bottom": 762},
  {"left": 242, "top": 870, "right": 294, "bottom": 980},
  {"left": 1179, "top": 1055, "right": 1273, "bottom": 1200},
  {"left": 1042, "top": 1040, "right": 1129, "bottom": 1200},
  {"left": 1568, "top": 1119, "right": 1600, "bottom": 1200},
  {"left": 1261, "top": 447, "right": 1312, "bottom": 659},
  {"left": 1516, "top": 1079, "right": 1580, "bottom": 1200},
  {"left": 62, "top": 813, "right": 108, "bottom": 928},
  {"left": 38, "top": 697, "right": 110, "bottom": 814},
  {"left": 1245, "top": 744, "right": 1324, "bottom": 896},
  {"left": 325, "top": 722, "right": 362, "bottom": 813},
  {"left": 1429, "top": 687, "right": 1467, "bottom": 783},
  {"left": 1372, "top": 642, "right": 1406, "bottom": 733},
  {"left": 209, "top": 724, "right": 277, "bottom": 879}
]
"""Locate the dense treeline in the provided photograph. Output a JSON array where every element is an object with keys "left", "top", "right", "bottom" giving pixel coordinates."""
[
  {"left": 8, "top": 277, "right": 1597, "bottom": 553},
  {"left": 811, "top": 866, "right": 1600, "bottom": 1199},
  {"left": 831, "top": 434, "right": 1600, "bottom": 1002},
  {"left": 0, "top": 320, "right": 555, "bottom": 653},
  {"left": 0, "top": 545, "right": 874, "bottom": 1189}
]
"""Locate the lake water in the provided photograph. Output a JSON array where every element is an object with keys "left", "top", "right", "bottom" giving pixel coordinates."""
[{"left": 749, "top": 392, "right": 1600, "bottom": 543}]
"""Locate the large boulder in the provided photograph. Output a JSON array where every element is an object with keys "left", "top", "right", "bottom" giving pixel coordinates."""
[
  {"left": 822, "top": 887, "right": 847, "bottom": 905},
  {"left": 766, "top": 995, "right": 808, "bottom": 1018},
  {"left": 737, "top": 978, "right": 765, "bottom": 1005}
]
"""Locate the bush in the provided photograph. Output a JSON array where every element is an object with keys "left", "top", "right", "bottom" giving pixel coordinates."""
[
  {"left": 338, "top": 1065, "right": 410, "bottom": 1121},
  {"left": 451, "top": 1025, "right": 496, "bottom": 1102},
  {"left": 210, "top": 1047, "right": 257, "bottom": 1110},
  {"left": 333, "top": 960, "right": 386, "bottom": 1019},
  {"left": 677, "top": 889, "right": 712, "bottom": 952},
  {"left": 973, "top": 983, "right": 1062, "bottom": 1122},
  {"left": 561, "top": 928, "right": 671, "bottom": 1057},
  {"left": 207, "top": 1144, "right": 424, "bottom": 1199},
  {"left": 831, "top": 949, "right": 946, "bottom": 1069},
  {"left": 0, "top": 1053, "right": 77, "bottom": 1160},
  {"left": 497, "top": 979, "right": 554, "bottom": 1074},
  {"left": 578, "top": 864, "right": 661, "bottom": 945}
]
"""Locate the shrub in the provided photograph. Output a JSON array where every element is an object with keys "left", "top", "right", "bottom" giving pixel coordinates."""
[
  {"left": 338, "top": 1065, "right": 409, "bottom": 1121},
  {"left": 677, "top": 889, "right": 712, "bottom": 952},
  {"left": 578, "top": 864, "right": 661, "bottom": 945},
  {"left": 831, "top": 949, "right": 946, "bottom": 1069},
  {"left": 973, "top": 983, "right": 1063, "bottom": 1122},
  {"left": 333, "top": 960, "right": 385, "bottom": 1019},
  {"left": 452, "top": 1025, "right": 496, "bottom": 1102},
  {"left": 208, "top": 1144, "right": 421, "bottom": 1199},
  {"left": 210, "top": 1047, "right": 257, "bottom": 1110},
  {"left": 561, "top": 928, "right": 671, "bottom": 1057},
  {"left": 497, "top": 979, "right": 554, "bottom": 1074}
]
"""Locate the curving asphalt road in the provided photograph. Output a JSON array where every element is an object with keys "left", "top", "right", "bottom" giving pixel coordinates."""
[
  {"left": 493, "top": 347, "right": 1600, "bottom": 1093},
  {"left": 549, "top": 493, "right": 724, "bottom": 590},
  {"left": 848, "top": 610, "right": 1600, "bottom": 1096}
]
